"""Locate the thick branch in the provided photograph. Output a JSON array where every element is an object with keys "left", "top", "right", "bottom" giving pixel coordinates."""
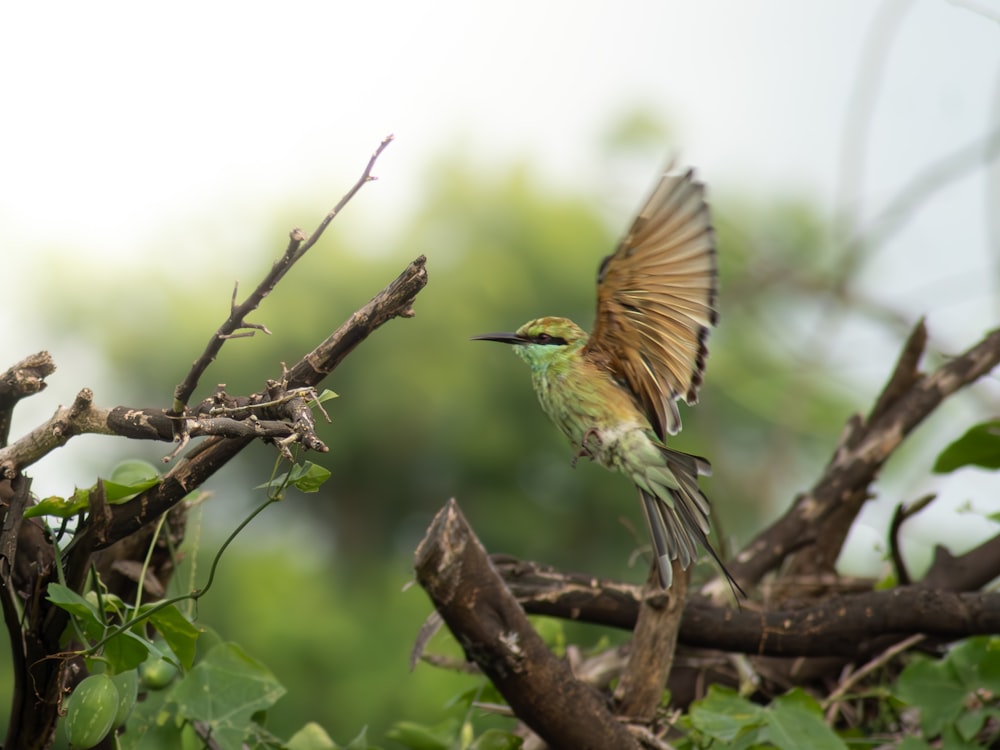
[
  {"left": 0, "top": 389, "right": 107, "bottom": 478},
  {"left": 415, "top": 500, "right": 639, "bottom": 750},
  {"left": 613, "top": 563, "right": 687, "bottom": 720},
  {"left": 922, "top": 532, "right": 1000, "bottom": 591},
  {"left": 495, "top": 557, "right": 1000, "bottom": 658},
  {"left": 0, "top": 390, "right": 328, "bottom": 477},
  {"left": 728, "top": 321, "right": 1000, "bottom": 589},
  {"left": 1, "top": 477, "right": 31, "bottom": 748}
]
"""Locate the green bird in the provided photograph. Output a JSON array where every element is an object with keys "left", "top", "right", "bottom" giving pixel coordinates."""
[{"left": 474, "top": 167, "right": 738, "bottom": 592}]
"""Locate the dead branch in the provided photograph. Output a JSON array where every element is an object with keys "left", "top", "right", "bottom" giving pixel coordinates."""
[
  {"left": 613, "top": 563, "right": 688, "bottom": 720},
  {"left": 0, "top": 353, "right": 55, "bottom": 447},
  {"left": 73, "top": 254, "right": 428, "bottom": 551},
  {"left": 171, "top": 134, "right": 393, "bottom": 415},
  {"left": 0, "top": 477, "right": 31, "bottom": 745},
  {"left": 415, "top": 499, "right": 640, "bottom": 750},
  {"left": 493, "top": 556, "right": 1000, "bottom": 659},
  {"left": 922, "top": 531, "right": 1000, "bottom": 591},
  {"left": 727, "top": 320, "right": 1000, "bottom": 591}
]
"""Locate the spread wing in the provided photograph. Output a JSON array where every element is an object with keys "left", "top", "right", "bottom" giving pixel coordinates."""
[{"left": 585, "top": 167, "right": 717, "bottom": 438}]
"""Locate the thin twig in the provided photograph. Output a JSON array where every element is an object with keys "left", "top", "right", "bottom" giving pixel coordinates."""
[
  {"left": 888, "top": 494, "right": 936, "bottom": 586},
  {"left": 823, "top": 633, "right": 926, "bottom": 724},
  {"left": 170, "top": 134, "right": 394, "bottom": 415}
]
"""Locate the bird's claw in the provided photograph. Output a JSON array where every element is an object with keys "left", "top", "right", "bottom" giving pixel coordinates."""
[{"left": 571, "top": 427, "right": 602, "bottom": 468}]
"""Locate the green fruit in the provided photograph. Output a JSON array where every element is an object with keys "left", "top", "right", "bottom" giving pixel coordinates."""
[
  {"left": 64, "top": 673, "right": 119, "bottom": 748},
  {"left": 139, "top": 656, "right": 178, "bottom": 690},
  {"left": 110, "top": 670, "right": 139, "bottom": 727}
]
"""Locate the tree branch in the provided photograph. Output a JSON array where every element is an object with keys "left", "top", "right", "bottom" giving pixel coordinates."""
[
  {"left": 494, "top": 556, "right": 1000, "bottom": 659},
  {"left": 0, "top": 352, "right": 55, "bottom": 448},
  {"left": 171, "top": 134, "right": 394, "bottom": 414},
  {"left": 727, "top": 321, "right": 1000, "bottom": 591},
  {"left": 82, "top": 255, "right": 428, "bottom": 550},
  {"left": 613, "top": 563, "right": 687, "bottom": 720},
  {"left": 415, "top": 500, "right": 640, "bottom": 750}
]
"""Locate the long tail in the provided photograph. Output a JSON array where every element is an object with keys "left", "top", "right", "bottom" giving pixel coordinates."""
[{"left": 638, "top": 448, "right": 744, "bottom": 599}]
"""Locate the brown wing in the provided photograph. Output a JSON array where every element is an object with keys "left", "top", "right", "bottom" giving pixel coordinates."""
[{"left": 585, "top": 167, "right": 717, "bottom": 438}]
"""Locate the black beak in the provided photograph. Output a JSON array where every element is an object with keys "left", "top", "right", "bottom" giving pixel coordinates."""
[{"left": 471, "top": 332, "right": 526, "bottom": 345}]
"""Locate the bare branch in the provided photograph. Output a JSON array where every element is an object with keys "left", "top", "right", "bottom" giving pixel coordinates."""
[
  {"left": 888, "top": 494, "right": 935, "bottom": 586},
  {"left": 171, "top": 135, "right": 394, "bottom": 414},
  {"left": 922, "top": 531, "right": 1000, "bottom": 591},
  {"left": 0, "top": 389, "right": 111, "bottom": 479},
  {"left": 727, "top": 321, "right": 1000, "bottom": 591},
  {"left": 613, "top": 563, "right": 687, "bottom": 721},
  {"left": 495, "top": 557, "right": 1000, "bottom": 659},
  {"left": 823, "top": 633, "right": 925, "bottom": 723},
  {"left": 0, "top": 352, "right": 55, "bottom": 447},
  {"left": 85, "top": 255, "right": 428, "bottom": 550},
  {"left": 415, "top": 500, "right": 640, "bottom": 750}
]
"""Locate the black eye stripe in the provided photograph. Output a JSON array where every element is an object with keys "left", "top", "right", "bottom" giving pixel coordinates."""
[{"left": 533, "top": 334, "right": 567, "bottom": 346}]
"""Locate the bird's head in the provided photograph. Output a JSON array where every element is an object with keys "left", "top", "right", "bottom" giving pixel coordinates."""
[{"left": 472, "top": 316, "right": 587, "bottom": 369}]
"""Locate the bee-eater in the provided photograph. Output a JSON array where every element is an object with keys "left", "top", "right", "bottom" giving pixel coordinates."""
[{"left": 474, "top": 167, "right": 737, "bottom": 592}]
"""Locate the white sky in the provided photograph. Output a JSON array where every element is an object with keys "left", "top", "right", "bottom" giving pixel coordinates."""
[{"left": 3, "top": 0, "right": 1000, "bottom": 571}]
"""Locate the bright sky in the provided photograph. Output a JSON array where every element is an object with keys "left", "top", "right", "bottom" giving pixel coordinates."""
[{"left": 3, "top": 0, "right": 1000, "bottom": 570}]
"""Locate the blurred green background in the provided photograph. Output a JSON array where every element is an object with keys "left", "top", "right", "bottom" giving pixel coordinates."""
[
  {"left": 5, "top": 2, "right": 1000, "bottom": 745},
  {"left": 11, "top": 131, "right": 996, "bottom": 744}
]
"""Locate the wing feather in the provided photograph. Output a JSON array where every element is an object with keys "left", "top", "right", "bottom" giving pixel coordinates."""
[{"left": 586, "top": 167, "right": 717, "bottom": 438}]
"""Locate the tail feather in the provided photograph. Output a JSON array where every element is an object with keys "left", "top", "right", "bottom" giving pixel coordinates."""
[{"left": 639, "top": 448, "right": 745, "bottom": 600}]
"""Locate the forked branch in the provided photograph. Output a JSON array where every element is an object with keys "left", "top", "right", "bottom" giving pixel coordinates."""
[
  {"left": 170, "top": 134, "right": 394, "bottom": 416},
  {"left": 415, "top": 499, "right": 641, "bottom": 750}
]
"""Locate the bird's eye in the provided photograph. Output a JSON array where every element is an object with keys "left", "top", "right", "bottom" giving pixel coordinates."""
[{"left": 533, "top": 332, "right": 567, "bottom": 346}]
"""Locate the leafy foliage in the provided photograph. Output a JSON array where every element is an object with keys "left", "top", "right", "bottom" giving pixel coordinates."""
[
  {"left": 894, "top": 637, "right": 1000, "bottom": 747},
  {"left": 26, "top": 459, "right": 161, "bottom": 519},
  {"left": 685, "top": 687, "right": 846, "bottom": 750}
]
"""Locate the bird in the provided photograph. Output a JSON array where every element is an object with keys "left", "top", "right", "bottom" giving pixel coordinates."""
[{"left": 473, "top": 166, "right": 740, "bottom": 594}]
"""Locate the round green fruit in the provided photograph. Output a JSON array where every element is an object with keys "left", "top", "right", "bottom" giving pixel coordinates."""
[
  {"left": 139, "top": 656, "right": 178, "bottom": 690},
  {"left": 64, "top": 673, "right": 119, "bottom": 748}
]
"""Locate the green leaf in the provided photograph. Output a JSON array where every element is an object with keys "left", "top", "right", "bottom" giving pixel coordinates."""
[
  {"left": 895, "top": 657, "right": 967, "bottom": 735},
  {"left": 933, "top": 420, "right": 1000, "bottom": 473},
  {"left": 896, "top": 738, "right": 934, "bottom": 750},
  {"left": 939, "top": 724, "right": 985, "bottom": 750},
  {"left": 143, "top": 603, "right": 202, "bottom": 670},
  {"left": 689, "top": 685, "right": 766, "bottom": 743},
  {"left": 256, "top": 461, "right": 332, "bottom": 497},
  {"left": 765, "top": 690, "right": 847, "bottom": 750},
  {"left": 109, "top": 459, "right": 160, "bottom": 486},
  {"left": 23, "top": 495, "right": 81, "bottom": 519},
  {"left": 955, "top": 707, "right": 988, "bottom": 741},
  {"left": 286, "top": 722, "right": 338, "bottom": 750},
  {"left": 102, "top": 478, "right": 160, "bottom": 504},
  {"left": 288, "top": 461, "right": 332, "bottom": 493},
  {"left": 47, "top": 583, "right": 102, "bottom": 622},
  {"left": 385, "top": 719, "right": 458, "bottom": 750},
  {"left": 946, "top": 636, "right": 1000, "bottom": 694},
  {"left": 169, "top": 641, "right": 286, "bottom": 750},
  {"left": 24, "top": 463, "right": 160, "bottom": 518},
  {"left": 310, "top": 389, "right": 339, "bottom": 405},
  {"left": 103, "top": 627, "right": 154, "bottom": 672},
  {"left": 47, "top": 583, "right": 107, "bottom": 642}
]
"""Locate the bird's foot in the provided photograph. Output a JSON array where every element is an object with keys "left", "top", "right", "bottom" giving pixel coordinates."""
[{"left": 571, "top": 427, "right": 602, "bottom": 468}]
